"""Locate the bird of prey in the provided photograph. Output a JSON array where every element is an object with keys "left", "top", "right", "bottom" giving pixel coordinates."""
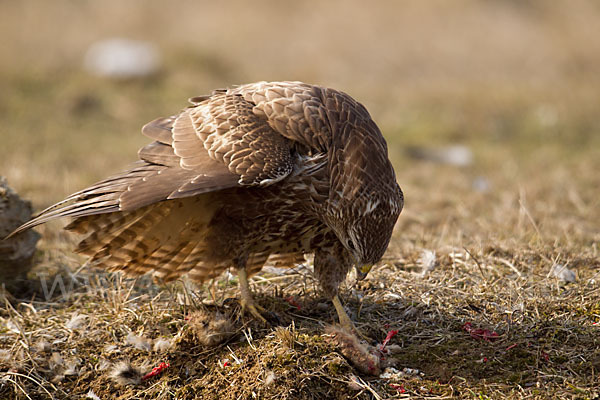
[{"left": 11, "top": 81, "right": 403, "bottom": 331}]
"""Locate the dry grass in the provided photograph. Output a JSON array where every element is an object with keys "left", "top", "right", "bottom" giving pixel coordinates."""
[
  {"left": 1, "top": 1, "right": 599, "bottom": 399},
  {"left": 1, "top": 235, "right": 598, "bottom": 399}
]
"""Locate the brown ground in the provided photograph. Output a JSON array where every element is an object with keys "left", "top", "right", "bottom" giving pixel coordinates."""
[{"left": 1, "top": 1, "right": 599, "bottom": 399}]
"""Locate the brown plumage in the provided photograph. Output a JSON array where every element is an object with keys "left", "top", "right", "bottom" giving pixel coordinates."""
[{"left": 11, "top": 81, "right": 404, "bottom": 329}]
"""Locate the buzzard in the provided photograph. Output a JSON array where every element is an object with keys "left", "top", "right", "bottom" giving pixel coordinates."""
[{"left": 11, "top": 81, "right": 403, "bottom": 330}]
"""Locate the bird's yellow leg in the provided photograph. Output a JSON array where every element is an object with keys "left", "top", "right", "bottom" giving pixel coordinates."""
[
  {"left": 331, "top": 294, "right": 370, "bottom": 340},
  {"left": 332, "top": 294, "right": 356, "bottom": 332},
  {"left": 237, "top": 267, "right": 267, "bottom": 324}
]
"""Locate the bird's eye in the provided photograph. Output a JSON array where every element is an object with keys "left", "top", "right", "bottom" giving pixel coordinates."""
[{"left": 347, "top": 240, "right": 355, "bottom": 251}]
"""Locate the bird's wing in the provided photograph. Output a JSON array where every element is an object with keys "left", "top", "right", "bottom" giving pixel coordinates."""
[
  {"left": 9, "top": 85, "right": 307, "bottom": 236},
  {"left": 179, "top": 92, "right": 294, "bottom": 186},
  {"left": 230, "top": 81, "right": 379, "bottom": 150}
]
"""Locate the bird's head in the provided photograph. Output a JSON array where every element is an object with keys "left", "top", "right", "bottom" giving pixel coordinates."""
[
  {"left": 328, "top": 183, "right": 403, "bottom": 280},
  {"left": 326, "top": 115, "right": 404, "bottom": 280}
]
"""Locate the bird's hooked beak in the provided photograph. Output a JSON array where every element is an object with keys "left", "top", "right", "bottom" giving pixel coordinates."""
[{"left": 355, "top": 263, "right": 373, "bottom": 281}]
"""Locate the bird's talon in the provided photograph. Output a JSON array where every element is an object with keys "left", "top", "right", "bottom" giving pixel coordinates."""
[{"left": 240, "top": 299, "right": 268, "bottom": 324}]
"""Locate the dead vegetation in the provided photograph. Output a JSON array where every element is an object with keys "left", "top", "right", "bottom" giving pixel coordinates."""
[
  {"left": 1, "top": 163, "right": 599, "bottom": 398},
  {"left": 0, "top": 229, "right": 598, "bottom": 399},
  {"left": 1, "top": 1, "right": 599, "bottom": 399}
]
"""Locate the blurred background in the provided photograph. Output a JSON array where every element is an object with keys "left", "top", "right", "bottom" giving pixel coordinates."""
[
  {"left": 2, "top": 3, "right": 599, "bottom": 397},
  {"left": 1, "top": 0, "right": 598, "bottom": 250}
]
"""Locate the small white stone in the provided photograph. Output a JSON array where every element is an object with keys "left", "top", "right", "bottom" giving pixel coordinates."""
[
  {"left": 550, "top": 263, "right": 576, "bottom": 283},
  {"left": 84, "top": 38, "right": 161, "bottom": 79}
]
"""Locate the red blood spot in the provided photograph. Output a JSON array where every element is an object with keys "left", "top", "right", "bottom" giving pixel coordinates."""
[
  {"left": 462, "top": 322, "right": 499, "bottom": 342},
  {"left": 389, "top": 384, "right": 406, "bottom": 393},
  {"left": 381, "top": 330, "right": 399, "bottom": 350},
  {"left": 367, "top": 359, "right": 378, "bottom": 374},
  {"left": 374, "top": 329, "right": 400, "bottom": 360},
  {"left": 376, "top": 329, "right": 399, "bottom": 358},
  {"left": 223, "top": 360, "right": 231, "bottom": 367},
  {"left": 284, "top": 296, "right": 301, "bottom": 310},
  {"left": 483, "top": 357, "right": 488, "bottom": 362},
  {"left": 141, "top": 362, "right": 170, "bottom": 381}
]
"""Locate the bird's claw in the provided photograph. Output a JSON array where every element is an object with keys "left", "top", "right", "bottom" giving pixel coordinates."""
[{"left": 239, "top": 298, "right": 268, "bottom": 325}]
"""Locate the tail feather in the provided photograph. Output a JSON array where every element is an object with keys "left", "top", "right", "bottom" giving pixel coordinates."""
[
  {"left": 146, "top": 240, "right": 196, "bottom": 281},
  {"left": 91, "top": 202, "right": 174, "bottom": 265},
  {"left": 73, "top": 207, "right": 156, "bottom": 256},
  {"left": 64, "top": 214, "right": 106, "bottom": 234},
  {"left": 164, "top": 243, "right": 210, "bottom": 281},
  {"left": 5, "top": 163, "right": 160, "bottom": 239},
  {"left": 87, "top": 197, "right": 217, "bottom": 281}
]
